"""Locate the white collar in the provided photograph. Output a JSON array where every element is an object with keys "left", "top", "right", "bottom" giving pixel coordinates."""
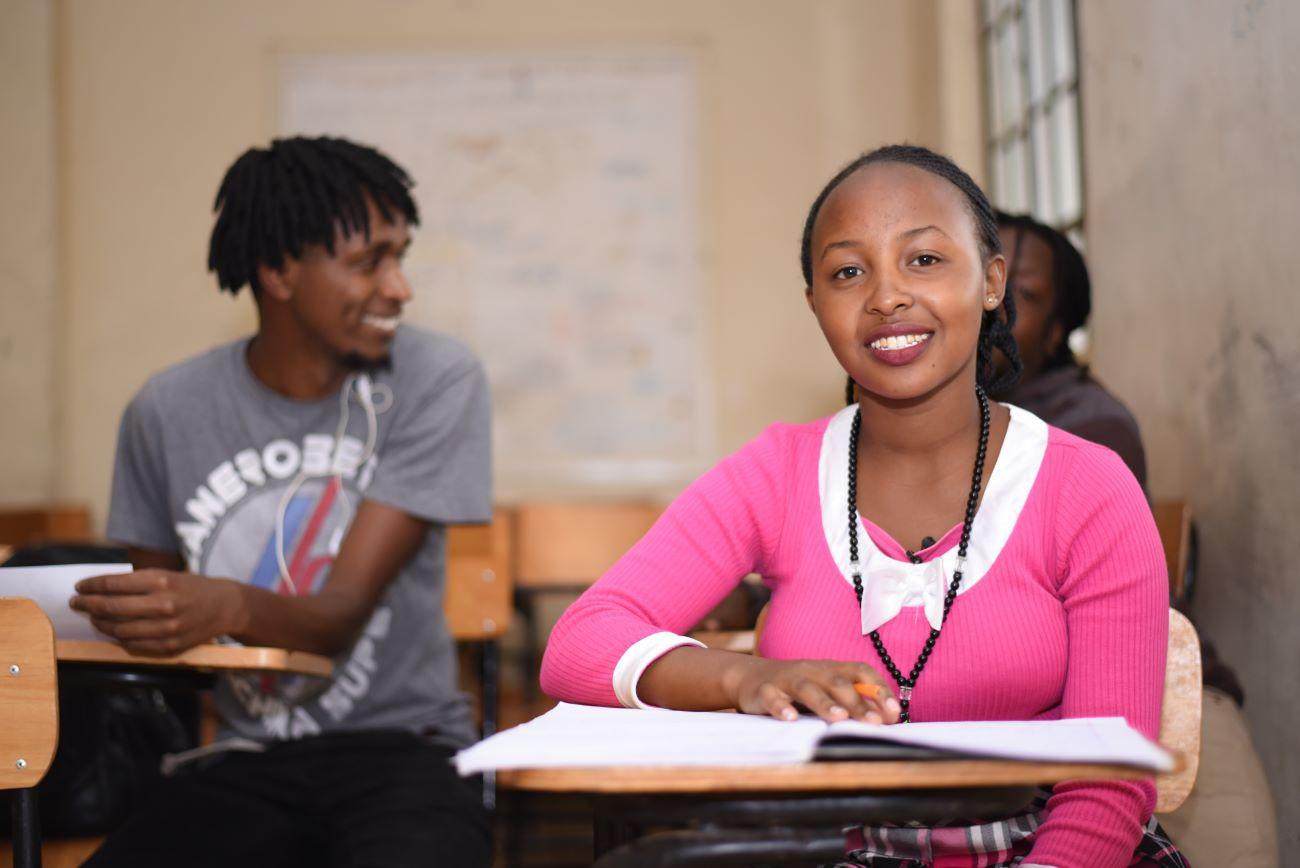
[{"left": 817, "top": 403, "right": 1048, "bottom": 634}]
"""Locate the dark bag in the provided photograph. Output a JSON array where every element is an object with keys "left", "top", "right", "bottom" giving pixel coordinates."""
[{"left": 1, "top": 543, "right": 199, "bottom": 836}]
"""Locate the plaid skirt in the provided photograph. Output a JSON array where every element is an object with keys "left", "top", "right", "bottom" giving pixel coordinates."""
[{"left": 832, "top": 788, "right": 1189, "bottom": 868}]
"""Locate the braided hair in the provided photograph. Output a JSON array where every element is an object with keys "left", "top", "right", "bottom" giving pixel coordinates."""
[
  {"left": 798, "top": 144, "right": 1021, "bottom": 402},
  {"left": 996, "top": 210, "right": 1090, "bottom": 371},
  {"left": 208, "top": 136, "right": 420, "bottom": 296}
]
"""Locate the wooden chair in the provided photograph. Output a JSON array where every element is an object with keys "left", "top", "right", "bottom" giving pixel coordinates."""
[
  {"left": 1152, "top": 500, "right": 1197, "bottom": 603},
  {"left": 0, "top": 507, "right": 93, "bottom": 549},
  {"left": 512, "top": 502, "right": 663, "bottom": 692},
  {"left": 1, "top": 541, "right": 161, "bottom": 868},
  {"left": 1156, "top": 608, "right": 1201, "bottom": 813},
  {"left": 0, "top": 598, "right": 60, "bottom": 868},
  {"left": 446, "top": 510, "right": 515, "bottom": 810},
  {"left": 513, "top": 502, "right": 664, "bottom": 589}
]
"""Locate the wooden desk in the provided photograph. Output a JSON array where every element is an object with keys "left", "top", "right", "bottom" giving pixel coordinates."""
[
  {"left": 55, "top": 640, "right": 334, "bottom": 678},
  {"left": 499, "top": 757, "right": 1151, "bottom": 794},
  {"left": 500, "top": 758, "right": 1157, "bottom": 866},
  {"left": 54, "top": 639, "right": 334, "bottom": 698}
]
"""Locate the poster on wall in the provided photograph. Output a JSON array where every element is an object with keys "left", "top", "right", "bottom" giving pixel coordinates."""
[{"left": 279, "top": 50, "right": 707, "bottom": 496}]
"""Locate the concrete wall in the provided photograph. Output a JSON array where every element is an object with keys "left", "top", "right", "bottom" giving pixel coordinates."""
[
  {"left": 0, "top": 0, "right": 59, "bottom": 503},
  {"left": 9, "top": 0, "right": 983, "bottom": 525},
  {"left": 1079, "top": 0, "right": 1300, "bottom": 849}
]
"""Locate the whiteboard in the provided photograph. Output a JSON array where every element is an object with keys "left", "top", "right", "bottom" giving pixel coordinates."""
[{"left": 279, "top": 51, "right": 706, "bottom": 494}]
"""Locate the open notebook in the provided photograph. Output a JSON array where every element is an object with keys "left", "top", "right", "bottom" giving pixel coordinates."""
[{"left": 454, "top": 702, "right": 1174, "bottom": 776}]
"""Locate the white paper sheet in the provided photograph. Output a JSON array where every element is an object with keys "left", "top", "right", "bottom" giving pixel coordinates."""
[
  {"left": 0, "top": 563, "right": 133, "bottom": 640},
  {"left": 824, "top": 716, "right": 1175, "bottom": 772},
  {"left": 455, "top": 703, "right": 827, "bottom": 775},
  {"left": 454, "top": 702, "right": 1175, "bottom": 776}
]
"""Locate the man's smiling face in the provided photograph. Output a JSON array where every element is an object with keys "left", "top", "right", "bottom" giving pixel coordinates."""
[{"left": 281, "top": 196, "right": 414, "bottom": 369}]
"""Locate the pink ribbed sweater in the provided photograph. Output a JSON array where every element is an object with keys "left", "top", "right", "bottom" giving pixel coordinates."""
[{"left": 541, "top": 413, "right": 1168, "bottom": 868}]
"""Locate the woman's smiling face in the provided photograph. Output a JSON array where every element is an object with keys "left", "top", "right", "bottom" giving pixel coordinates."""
[{"left": 805, "top": 161, "right": 1006, "bottom": 403}]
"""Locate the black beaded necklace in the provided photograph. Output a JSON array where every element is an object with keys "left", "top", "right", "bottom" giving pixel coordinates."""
[{"left": 847, "top": 385, "right": 991, "bottom": 723}]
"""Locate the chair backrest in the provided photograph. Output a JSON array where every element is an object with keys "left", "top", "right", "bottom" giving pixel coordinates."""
[
  {"left": 513, "top": 502, "right": 663, "bottom": 589},
  {"left": 0, "top": 597, "right": 60, "bottom": 790},
  {"left": 445, "top": 510, "right": 515, "bottom": 641},
  {"left": 1156, "top": 608, "right": 1202, "bottom": 813},
  {"left": 1151, "top": 500, "right": 1193, "bottom": 600},
  {"left": 0, "top": 505, "right": 93, "bottom": 549}
]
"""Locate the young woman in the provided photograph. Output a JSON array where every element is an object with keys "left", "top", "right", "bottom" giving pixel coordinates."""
[
  {"left": 540, "top": 145, "right": 1180, "bottom": 867},
  {"left": 993, "top": 210, "right": 1148, "bottom": 488}
]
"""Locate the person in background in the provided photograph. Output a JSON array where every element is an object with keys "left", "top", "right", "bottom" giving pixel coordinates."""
[
  {"left": 994, "top": 211, "right": 1147, "bottom": 488},
  {"left": 72, "top": 136, "right": 492, "bottom": 868}
]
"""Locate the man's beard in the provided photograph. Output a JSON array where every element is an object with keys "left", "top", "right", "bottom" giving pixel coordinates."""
[{"left": 339, "top": 351, "right": 393, "bottom": 375}]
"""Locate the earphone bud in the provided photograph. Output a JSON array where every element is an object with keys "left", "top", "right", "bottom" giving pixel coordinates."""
[{"left": 355, "top": 373, "right": 374, "bottom": 408}]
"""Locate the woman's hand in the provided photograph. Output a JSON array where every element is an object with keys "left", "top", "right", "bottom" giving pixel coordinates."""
[
  {"left": 728, "top": 657, "right": 902, "bottom": 724},
  {"left": 636, "top": 646, "right": 901, "bottom": 724},
  {"left": 70, "top": 570, "right": 249, "bottom": 656}
]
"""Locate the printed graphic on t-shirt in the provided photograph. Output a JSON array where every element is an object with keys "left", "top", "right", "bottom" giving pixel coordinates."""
[{"left": 172, "top": 432, "right": 389, "bottom": 739}]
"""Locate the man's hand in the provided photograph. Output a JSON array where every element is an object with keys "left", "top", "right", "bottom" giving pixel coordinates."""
[
  {"left": 74, "top": 501, "right": 429, "bottom": 657},
  {"left": 70, "top": 570, "right": 248, "bottom": 656}
]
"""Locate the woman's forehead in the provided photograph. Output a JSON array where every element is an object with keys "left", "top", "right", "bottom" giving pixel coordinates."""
[
  {"left": 816, "top": 162, "right": 974, "bottom": 240},
  {"left": 1000, "top": 226, "right": 1053, "bottom": 272}
]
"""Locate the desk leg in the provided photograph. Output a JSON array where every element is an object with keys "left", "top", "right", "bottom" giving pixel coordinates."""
[
  {"left": 11, "top": 787, "right": 42, "bottom": 868},
  {"left": 593, "top": 797, "right": 637, "bottom": 860}
]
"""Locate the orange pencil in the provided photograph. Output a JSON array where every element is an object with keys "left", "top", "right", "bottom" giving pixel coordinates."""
[{"left": 853, "top": 682, "right": 886, "bottom": 703}]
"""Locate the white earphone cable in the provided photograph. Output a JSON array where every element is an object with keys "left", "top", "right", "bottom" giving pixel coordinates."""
[{"left": 272, "top": 373, "right": 387, "bottom": 595}]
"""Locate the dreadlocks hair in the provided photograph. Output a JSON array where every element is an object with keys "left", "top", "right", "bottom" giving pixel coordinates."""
[
  {"left": 797, "top": 144, "right": 1022, "bottom": 404},
  {"left": 207, "top": 136, "right": 420, "bottom": 296},
  {"left": 996, "top": 210, "right": 1090, "bottom": 372}
]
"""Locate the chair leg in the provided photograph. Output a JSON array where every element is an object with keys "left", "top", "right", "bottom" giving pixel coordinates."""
[
  {"left": 11, "top": 787, "right": 42, "bottom": 868},
  {"left": 514, "top": 589, "right": 540, "bottom": 701},
  {"left": 480, "top": 639, "right": 499, "bottom": 812},
  {"left": 481, "top": 639, "right": 499, "bottom": 740}
]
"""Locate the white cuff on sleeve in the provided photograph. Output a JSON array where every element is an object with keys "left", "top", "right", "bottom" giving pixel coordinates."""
[{"left": 611, "top": 631, "right": 706, "bottom": 709}]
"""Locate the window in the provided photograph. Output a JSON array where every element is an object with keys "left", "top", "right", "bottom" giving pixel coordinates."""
[{"left": 983, "top": 0, "right": 1084, "bottom": 235}]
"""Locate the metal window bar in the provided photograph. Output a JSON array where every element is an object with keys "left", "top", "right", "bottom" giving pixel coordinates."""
[{"left": 982, "top": 0, "right": 1085, "bottom": 233}]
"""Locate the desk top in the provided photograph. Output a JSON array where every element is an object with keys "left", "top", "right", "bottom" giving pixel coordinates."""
[
  {"left": 56, "top": 640, "right": 334, "bottom": 678},
  {"left": 498, "top": 758, "right": 1152, "bottom": 794}
]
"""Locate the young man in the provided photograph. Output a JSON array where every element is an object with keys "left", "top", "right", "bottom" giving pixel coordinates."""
[{"left": 74, "top": 136, "right": 493, "bottom": 867}]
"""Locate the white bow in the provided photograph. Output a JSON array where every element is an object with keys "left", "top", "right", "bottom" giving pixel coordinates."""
[{"left": 858, "top": 559, "right": 948, "bottom": 635}]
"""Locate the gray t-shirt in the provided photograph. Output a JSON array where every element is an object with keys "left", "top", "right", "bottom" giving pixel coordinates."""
[{"left": 106, "top": 326, "right": 491, "bottom": 748}]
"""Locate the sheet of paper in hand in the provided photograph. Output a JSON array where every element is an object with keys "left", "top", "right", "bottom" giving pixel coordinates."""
[{"left": 0, "top": 563, "right": 132, "bottom": 641}]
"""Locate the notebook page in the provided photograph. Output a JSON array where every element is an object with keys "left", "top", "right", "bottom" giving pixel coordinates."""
[
  {"left": 455, "top": 702, "right": 826, "bottom": 775},
  {"left": 823, "top": 716, "right": 1174, "bottom": 772}
]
